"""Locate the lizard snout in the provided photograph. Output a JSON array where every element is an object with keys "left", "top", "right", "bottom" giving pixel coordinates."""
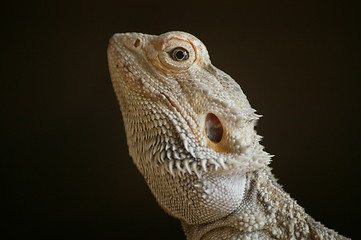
[{"left": 110, "top": 32, "right": 146, "bottom": 52}]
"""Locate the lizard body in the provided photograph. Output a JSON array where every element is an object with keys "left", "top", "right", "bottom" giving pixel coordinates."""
[{"left": 107, "top": 31, "right": 349, "bottom": 239}]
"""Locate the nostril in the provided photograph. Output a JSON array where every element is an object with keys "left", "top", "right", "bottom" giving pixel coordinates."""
[{"left": 134, "top": 38, "right": 141, "bottom": 48}]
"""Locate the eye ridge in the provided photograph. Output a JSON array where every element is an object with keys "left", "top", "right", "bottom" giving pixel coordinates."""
[{"left": 170, "top": 47, "right": 189, "bottom": 61}]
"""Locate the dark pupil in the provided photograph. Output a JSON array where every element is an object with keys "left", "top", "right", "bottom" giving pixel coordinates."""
[
  {"left": 176, "top": 51, "right": 185, "bottom": 59},
  {"left": 172, "top": 48, "right": 189, "bottom": 61}
]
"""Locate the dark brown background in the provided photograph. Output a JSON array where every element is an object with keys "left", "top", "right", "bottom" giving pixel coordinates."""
[{"left": 1, "top": 1, "right": 360, "bottom": 239}]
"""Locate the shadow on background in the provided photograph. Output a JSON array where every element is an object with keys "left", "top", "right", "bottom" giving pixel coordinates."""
[{"left": 1, "top": 1, "right": 360, "bottom": 239}]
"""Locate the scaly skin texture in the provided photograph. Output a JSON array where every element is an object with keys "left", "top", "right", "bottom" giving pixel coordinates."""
[{"left": 107, "top": 31, "right": 349, "bottom": 239}]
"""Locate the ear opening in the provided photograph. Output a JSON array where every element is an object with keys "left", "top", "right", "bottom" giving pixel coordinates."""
[{"left": 205, "top": 113, "right": 223, "bottom": 143}]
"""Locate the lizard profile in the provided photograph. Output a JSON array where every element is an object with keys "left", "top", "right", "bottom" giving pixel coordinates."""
[{"left": 107, "top": 31, "right": 349, "bottom": 239}]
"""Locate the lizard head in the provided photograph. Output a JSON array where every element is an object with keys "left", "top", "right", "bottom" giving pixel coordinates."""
[
  {"left": 108, "top": 31, "right": 272, "bottom": 224},
  {"left": 108, "top": 31, "right": 271, "bottom": 177}
]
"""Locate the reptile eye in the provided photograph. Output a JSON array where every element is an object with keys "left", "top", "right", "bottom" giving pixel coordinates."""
[
  {"left": 159, "top": 39, "right": 195, "bottom": 71},
  {"left": 205, "top": 113, "right": 223, "bottom": 143},
  {"left": 171, "top": 47, "right": 189, "bottom": 61}
]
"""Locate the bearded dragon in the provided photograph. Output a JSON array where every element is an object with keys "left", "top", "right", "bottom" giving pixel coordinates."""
[{"left": 107, "top": 31, "right": 349, "bottom": 239}]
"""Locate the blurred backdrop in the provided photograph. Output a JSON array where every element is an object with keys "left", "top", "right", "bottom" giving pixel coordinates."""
[{"left": 1, "top": 1, "right": 360, "bottom": 239}]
